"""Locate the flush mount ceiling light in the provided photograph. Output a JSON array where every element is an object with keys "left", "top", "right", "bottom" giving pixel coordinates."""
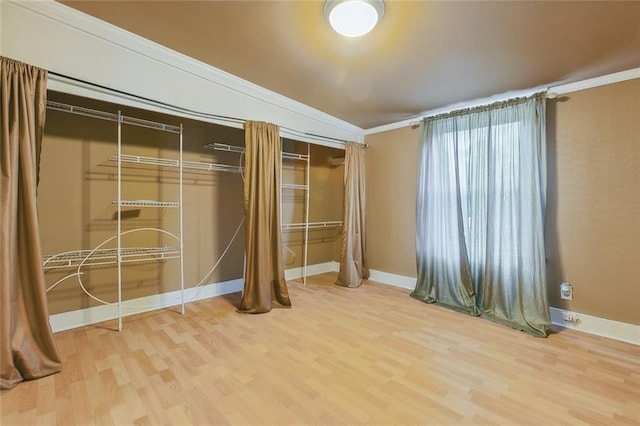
[{"left": 323, "top": 0, "right": 385, "bottom": 38}]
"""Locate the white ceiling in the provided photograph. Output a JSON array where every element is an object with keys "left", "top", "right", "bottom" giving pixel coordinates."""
[{"left": 60, "top": 1, "right": 640, "bottom": 129}]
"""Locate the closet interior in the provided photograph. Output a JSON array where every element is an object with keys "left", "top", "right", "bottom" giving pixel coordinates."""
[
  {"left": 39, "top": 92, "right": 344, "bottom": 328},
  {"left": 280, "top": 140, "right": 345, "bottom": 283}
]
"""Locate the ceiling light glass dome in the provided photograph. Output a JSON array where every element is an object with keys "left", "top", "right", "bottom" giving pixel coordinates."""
[{"left": 324, "top": 0, "right": 385, "bottom": 38}]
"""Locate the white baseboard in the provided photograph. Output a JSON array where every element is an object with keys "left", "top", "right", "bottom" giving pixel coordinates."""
[
  {"left": 285, "top": 261, "right": 340, "bottom": 280},
  {"left": 368, "top": 269, "right": 417, "bottom": 291},
  {"left": 549, "top": 307, "right": 640, "bottom": 346},
  {"left": 366, "top": 269, "right": 640, "bottom": 346},
  {"left": 49, "top": 261, "right": 340, "bottom": 332},
  {"left": 49, "top": 278, "right": 243, "bottom": 333},
  {"left": 53, "top": 267, "right": 638, "bottom": 346}
]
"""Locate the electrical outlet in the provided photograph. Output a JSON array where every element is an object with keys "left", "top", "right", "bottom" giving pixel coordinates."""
[
  {"left": 562, "top": 311, "right": 579, "bottom": 323},
  {"left": 560, "top": 282, "right": 573, "bottom": 300}
]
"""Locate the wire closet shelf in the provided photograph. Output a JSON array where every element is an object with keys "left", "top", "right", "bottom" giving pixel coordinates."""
[
  {"left": 44, "top": 100, "right": 186, "bottom": 331},
  {"left": 207, "top": 143, "right": 343, "bottom": 285}
]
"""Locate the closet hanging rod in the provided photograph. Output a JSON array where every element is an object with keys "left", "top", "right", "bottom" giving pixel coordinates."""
[
  {"left": 282, "top": 221, "right": 343, "bottom": 230},
  {"left": 205, "top": 143, "right": 245, "bottom": 154},
  {"left": 282, "top": 183, "right": 308, "bottom": 190},
  {"left": 107, "top": 154, "right": 243, "bottom": 174},
  {"left": 121, "top": 116, "right": 181, "bottom": 134},
  {"left": 206, "top": 143, "right": 310, "bottom": 160},
  {"left": 46, "top": 100, "right": 181, "bottom": 133},
  {"left": 48, "top": 70, "right": 349, "bottom": 147},
  {"left": 282, "top": 152, "right": 309, "bottom": 161},
  {"left": 112, "top": 200, "right": 179, "bottom": 208},
  {"left": 46, "top": 101, "right": 117, "bottom": 122}
]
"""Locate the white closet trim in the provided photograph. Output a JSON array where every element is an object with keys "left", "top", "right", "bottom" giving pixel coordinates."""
[
  {"left": 5, "top": 0, "right": 363, "bottom": 145},
  {"left": 47, "top": 73, "right": 349, "bottom": 150}
]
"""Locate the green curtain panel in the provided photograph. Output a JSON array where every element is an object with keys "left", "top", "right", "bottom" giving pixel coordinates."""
[
  {"left": 336, "top": 142, "right": 369, "bottom": 288},
  {"left": 412, "top": 94, "right": 550, "bottom": 337},
  {"left": 237, "top": 121, "right": 291, "bottom": 313},
  {"left": 1, "top": 57, "right": 62, "bottom": 391}
]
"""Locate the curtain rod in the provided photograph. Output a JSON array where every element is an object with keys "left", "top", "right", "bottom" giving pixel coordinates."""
[
  {"left": 407, "top": 90, "right": 551, "bottom": 129},
  {"left": 47, "top": 70, "right": 348, "bottom": 147}
]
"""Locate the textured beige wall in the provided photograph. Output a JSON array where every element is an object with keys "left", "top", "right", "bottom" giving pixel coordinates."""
[
  {"left": 365, "top": 126, "right": 419, "bottom": 277},
  {"left": 546, "top": 78, "right": 640, "bottom": 325},
  {"left": 365, "top": 78, "right": 640, "bottom": 325},
  {"left": 40, "top": 93, "right": 245, "bottom": 314}
]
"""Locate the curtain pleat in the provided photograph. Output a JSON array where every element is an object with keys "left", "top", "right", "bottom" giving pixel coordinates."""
[
  {"left": 412, "top": 94, "right": 550, "bottom": 337},
  {"left": 238, "top": 121, "right": 291, "bottom": 313},
  {"left": 336, "top": 142, "right": 369, "bottom": 288},
  {"left": 412, "top": 121, "right": 479, "bottom": 314},
  {"left": 1, "top": 57, "right": 62, "bottom": 391}
]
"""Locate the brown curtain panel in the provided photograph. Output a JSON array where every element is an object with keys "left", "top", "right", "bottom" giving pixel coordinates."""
[
  {"left": 1, "top": 57, "right": 61, "bottom": 391},
  {"left": 336, "top": 142, "right": 369, "bottom": 288},
  {"left": 238, "top": 121, "right": 291, "bottom": 313}
]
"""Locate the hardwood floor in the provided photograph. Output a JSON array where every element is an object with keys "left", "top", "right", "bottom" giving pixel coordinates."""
[{"left": 2, "top": 272, "right": 639, "bottom": 425}]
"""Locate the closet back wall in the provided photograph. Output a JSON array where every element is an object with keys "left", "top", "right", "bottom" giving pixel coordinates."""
[
  {"left": 280, "top": 142, "right": 344, "bottom": 270},
  {"left": 39, "top": 93, "right": 245, "bottom": 314},
  {"left": 307, "top": 145, "right": 344, "bottom": 266}
]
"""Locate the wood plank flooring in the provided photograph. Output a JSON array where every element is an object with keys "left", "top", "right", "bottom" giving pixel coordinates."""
[{"left": 2, "top": 272, "right": 639, "bottom": 424}]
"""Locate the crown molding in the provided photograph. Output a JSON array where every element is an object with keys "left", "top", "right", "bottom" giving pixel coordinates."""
[
  {"left": 9, "top": 0, "right": 364, "bottom": 142},
  {"left": 363, "top": 117, "right": 419, "bottom": 136},
  {"left": 550, "top": 67, "right": 640, "bottom": 96},
  {"left": 364, "top": 87, "right": 545, "bottom": 135},
  {"left": 365, "top": 67, "right": 640, "bottom": 135}
]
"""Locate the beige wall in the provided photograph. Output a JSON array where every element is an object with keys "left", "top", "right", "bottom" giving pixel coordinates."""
[
  {"left": 365, "top": 126, "right": 419, "bottom": 277},
  {"left": 365, "top": 78, "right": 640, "bottom": 325},
  {"left": 546, "top": 78, "right": 640, "bottom": 325}
]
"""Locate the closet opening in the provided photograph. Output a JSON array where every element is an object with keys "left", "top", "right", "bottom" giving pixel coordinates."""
[{"left": 40, "top": 91, "right": 344, "bottom": 331}]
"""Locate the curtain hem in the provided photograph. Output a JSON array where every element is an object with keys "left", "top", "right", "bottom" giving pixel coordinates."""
[
  {"left": 480, "top": 313, "right": 550, "bottom": 338},
  {"left": 410, "top": 292, "right": 482, "bottom": 317}
]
